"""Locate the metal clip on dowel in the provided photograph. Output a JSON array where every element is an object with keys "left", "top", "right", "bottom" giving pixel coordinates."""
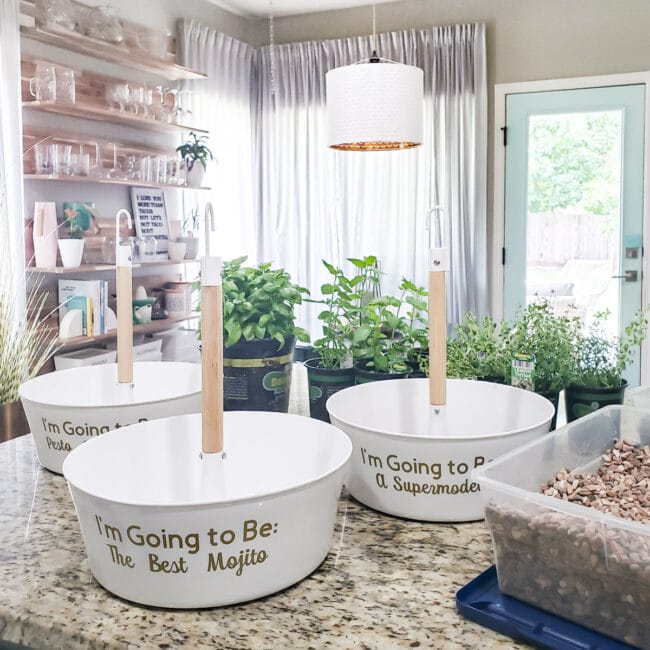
[{"left": 115, "top": 209, "right": 134, "bottom": 386}]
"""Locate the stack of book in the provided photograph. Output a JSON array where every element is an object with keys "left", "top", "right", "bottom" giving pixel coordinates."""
[{"left": 58, "top": 279, "right": 109, "bottom": 337}]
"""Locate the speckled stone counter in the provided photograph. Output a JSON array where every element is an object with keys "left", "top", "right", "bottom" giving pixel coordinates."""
[{"left": 0, "top": 434, "right": 527, "bottom": 650}]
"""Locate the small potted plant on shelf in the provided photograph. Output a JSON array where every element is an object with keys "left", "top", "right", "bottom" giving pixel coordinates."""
[
  {"left": 206, "top": 256, "right": 309, "bottom": 413},
  {"left": 176, "top": 207, "right": 200, "bottom": 260},
  {"left": 57, "top": 207, "right": 85, "bottom": 268},
  {"left": 565, "top": 308, "right": 648, "bottom": 421},
  {"left": 176, "top": 132, "right": 213, "bottom": 188}
]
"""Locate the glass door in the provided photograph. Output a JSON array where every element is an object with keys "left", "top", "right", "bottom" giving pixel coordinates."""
[{"left": 503, "top": 84, "right": 645, "bottom": 384}]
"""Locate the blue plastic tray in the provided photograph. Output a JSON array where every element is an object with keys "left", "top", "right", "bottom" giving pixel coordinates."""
[{"left": 456, "top": 566, "right": 638, "bottom": 650}]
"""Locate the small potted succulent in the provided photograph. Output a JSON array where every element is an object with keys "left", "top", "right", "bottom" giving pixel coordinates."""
[
  {"left": 57, "top": 207, "right": 85, "bottom": 268},
  {"left": 566, "top": 308, "right": 648, "bottom": 421},
  {"left": 216, "top": 256, "right": 310, "bottom": 412},
  {"left": 176, "top": 132, "right": 213, "bottom": 187}
]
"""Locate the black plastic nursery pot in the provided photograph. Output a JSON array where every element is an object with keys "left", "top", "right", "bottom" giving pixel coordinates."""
[
  {"left": 304, "top": 358, "right": 355, "bottom": 423},
  {"left": 405, "top": 350, "right": 429, "bottom": 379},
  {"left": 564, "top": 380, "right": 628, "bottom": 422},
  {"left": 537, "top": 389, "right": 560, "bottom": 430},
  {"left": 223, "top": 335, "right": 295, "bottom": 412},
  {"left": 354, "top": 360, "right": 411, "bottom": 384}
]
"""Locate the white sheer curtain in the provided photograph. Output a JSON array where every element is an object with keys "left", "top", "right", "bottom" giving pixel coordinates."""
[
  {"left": 255, "top": 24, "right": 487, "bottom": 332},
  {"left": 179, "top": 21, "right": 257, "bottom": 261},
  {"left": 0, "top": 0, "right": 26, "bottom": 311}
]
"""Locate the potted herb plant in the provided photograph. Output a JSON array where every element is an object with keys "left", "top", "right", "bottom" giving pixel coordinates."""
[
  {"left": 217, "top": 256, "right": 309, "bottom": 412},
  {"left": 445, "top": 312, "right": 510, "bottom": 382},
  {"left": 304, "top": 258, "right": 383, "bottom": 421},
  {"left": 506, "top": 301, "right": 581, "bottom": 428},
  {"left": 397, "top": 278, "right": 428, "bottom": 378},
  {"left": 352, "top": 294, "right": 410, "bottom": 383},
  {"left": 565, "top": 309, "right": 648, "bottom": 421},
  {"left": 57, "top": 207, "right": 85, "bottom": 268},
  {"left": 176, "top": 132, "right": 213, "bottom": 187}
]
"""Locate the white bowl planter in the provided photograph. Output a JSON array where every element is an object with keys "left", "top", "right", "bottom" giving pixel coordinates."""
[
  {"left": 186, "top": 164, "right": 205, "bottom": 188},
  {"left": 20, "top": 362, "right": 201, "bottom": 474},
  {"left": 327, "top": 378, "right": 554, "bottom": 522},
  {"left": 63, "top": 411, "right": 352, "bottom": 608},
  {"left": 58, "top": 238, "right": 85, "bottom": 268}
]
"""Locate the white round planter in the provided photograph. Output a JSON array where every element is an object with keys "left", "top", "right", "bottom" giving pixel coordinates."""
[
  {"left": 58, "top": 238, "right": 85, "bottom": 268},
  {"left": 63, "top": 411, "right": 352, "bottom": 608},
  {"left": 19, "top": 362, "right": 201, "bottom": 474},
  {"left": 186, "top": 164, "right": 205, "bottom": 188},
  {"left": 327, "top": 378, "right": 554, "bottom": 522}
]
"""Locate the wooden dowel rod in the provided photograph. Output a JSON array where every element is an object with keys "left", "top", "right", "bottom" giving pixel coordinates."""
[
  {"left": 201, "top": 283, "right": 223, "bottom": 454},
  {"left": 116, "top": 260, "right": 133, "bottom": 384},
  {"left": 428, "top": 270, "right": 446, "bottom": 406}
]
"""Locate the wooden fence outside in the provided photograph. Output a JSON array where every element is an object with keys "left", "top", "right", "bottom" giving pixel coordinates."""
[{"left": 527, "top": 212, "right": 616, "bottom": 266}]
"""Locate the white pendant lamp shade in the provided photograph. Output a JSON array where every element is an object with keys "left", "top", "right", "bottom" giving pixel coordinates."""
[{"left": 326, "top": 61, "right": 424, "bottom": 151}]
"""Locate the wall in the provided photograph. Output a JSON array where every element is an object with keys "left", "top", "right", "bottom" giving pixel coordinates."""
[{"left": 250, "top": 0, "right": 650, "bottom": 306}]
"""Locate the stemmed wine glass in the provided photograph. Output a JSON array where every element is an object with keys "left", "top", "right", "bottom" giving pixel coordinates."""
[
  {"left": 107, "top": 143, "right": 125, "bottom": 180},
  {"left": 89, "top": 141, "right": 107, "bottom": 179}
]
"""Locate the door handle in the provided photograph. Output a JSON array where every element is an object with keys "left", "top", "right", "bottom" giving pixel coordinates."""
[{"left": 611, "top": 270, "right": 639, "bottom": 282}]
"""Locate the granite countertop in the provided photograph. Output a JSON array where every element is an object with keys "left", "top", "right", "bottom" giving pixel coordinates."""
[{"left": 0, "top": 433, "right": 527, "bottom": 650}]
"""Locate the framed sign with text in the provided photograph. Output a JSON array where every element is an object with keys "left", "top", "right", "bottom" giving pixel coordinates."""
[{"left": 130, "top": 187, "right": 169, "bottom": 253}]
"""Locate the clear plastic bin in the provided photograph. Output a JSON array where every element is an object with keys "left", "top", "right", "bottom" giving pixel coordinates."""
[{"left": 473, "top": 406, "right": 650, "bottom": 649}]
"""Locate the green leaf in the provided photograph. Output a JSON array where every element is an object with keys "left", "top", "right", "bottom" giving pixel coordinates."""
[{"left": 352, "top": 325, "right": 371, "bottom": 344}]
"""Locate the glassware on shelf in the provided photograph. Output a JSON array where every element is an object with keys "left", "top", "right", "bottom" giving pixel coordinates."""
[
  {"left": 29, "top": 62, "right": 56, "bottom": 102},
  {"left": 49, "top": 143, "right": 72, "bottom": 176},
  {"left": 124, "top": 154, "right": 140, "bottom": 181},
  {"left": 128, "top": 84, "right": 144, "bottom": 115},
  {"left": 54, "top": 66, "right": 75, "bottom": 104},
  {"left": 106, "top": 83, "right": 129, "bottom": 112},
  {"left": 79, "top": 5, "right": 123, "bottom": 44},
  {"left": 70, "top": 145, "right": 90, "bottom": 177},
  {"left": 89, "top": 141, "right": 107, "bottom": 179},
  {"left": 139, "top": 155, "right": 152, "bottom": 183},
  {"left": 35, "top": 0, "right": 76, "bottom": 30},
  {"left": 143, "top": 236, "right": 157, "bottom": 259},
  {"left": 167, "top": 157, "right": 181, "bottom": 185},
  {"left": 107, "top": 143, "right": 125, "bottom": 179},
  {"left": 142, "top": 84, "right": 153, "bottom": 118},
  {"left": 152, "top": 85, "right": 170, "bottom": 121},
  {"left": 153, "top": 155, "right": 167, "bottom": 185},
  {"left": 34, "top": 142, "right": 52, "bottom": 175}
]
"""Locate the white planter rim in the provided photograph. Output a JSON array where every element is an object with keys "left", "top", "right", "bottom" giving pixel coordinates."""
[
  {"left": 63, "top": 412, "right": 352, "bottom": 508},
  {"left": 19, "top": 361, "right": 200, "bottom": 408},
  {"left": 326, "top": 378, "right": 555, "bottom": 441}
]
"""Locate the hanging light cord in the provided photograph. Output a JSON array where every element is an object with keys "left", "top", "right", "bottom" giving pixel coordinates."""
[{"left": 370, "top": 1, "right": 379, "bottom": 62}]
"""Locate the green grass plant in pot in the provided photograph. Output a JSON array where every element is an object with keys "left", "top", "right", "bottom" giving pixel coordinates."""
[
  {"left": 218, "top": 256, "right": 309, "bottom": 412},
  {"left": 1, "top": 273, "right": 59, "bottom": 441},
  {"left": 566, "top": 308, "right": 648, "bottom": 421},
  {"left": 506, "top": 301, "right": 581, "bottom": 428},
  {"left": 305, "top": 256, "right": 382, "bottom": 421}
]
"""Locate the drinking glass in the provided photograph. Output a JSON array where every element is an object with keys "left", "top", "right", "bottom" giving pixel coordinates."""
[
  {"left": 36, "top": 0, "right": 76, "bottom": 30},
  {"left": 142, "top": 84, "right": 153, "bottom": 118},
  {"left": 34, "top": 142, "right": 52, "bottom": 175},
  {"left": 154, "top": 155, "right": 167, "bottom": 184},
  {"left": 106, "top": 83, "right": 128, "bottom": 112},
  {"left": 29, "top": 63, "right": 56, "bottom": 102},
  {"left": 139, "top": 155, "right": 152, "bottom": 183},
  {"left": 55, "top": 67, "right": 75, "bottom": 104},
  {"left": 50, "top": 143, "right": 72, "bottom": 176},
  {"left": 143, "top": 236, "right": 157, "bottom": 259}
]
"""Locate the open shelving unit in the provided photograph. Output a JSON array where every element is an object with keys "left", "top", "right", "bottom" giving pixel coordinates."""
[
  {"left": 23, "top": 100, "right": 208, "bottom": 135},
  {"left": 54, "top": 312, "right": 199, "bottom": 348},
  {"left": 21, "top": 0, "right": 210, "bottom": 368}
]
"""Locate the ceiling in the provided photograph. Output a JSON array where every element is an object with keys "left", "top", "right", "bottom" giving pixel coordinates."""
[{"left": 209, "top": 0, "right": 397, "bottom": 18}]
